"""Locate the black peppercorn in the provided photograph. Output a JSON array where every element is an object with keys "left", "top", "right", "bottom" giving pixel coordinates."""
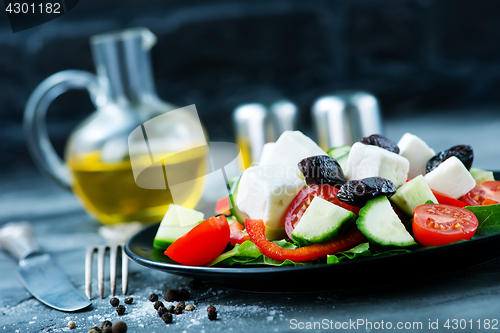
[
  {"left": 110, "top": 297, "right": 119, "bottom": 307},
  {"left": 174, "top": 307, "right": 183, "bottom": 315},
  {"left": 101, "top": 321, "right": 112, "bottom": 329},
  {"left": 124, "top": 297, "right": 133, "bottom": 305},
  {"left": 153, "top": 301, "right": 164, "bottom": 310},
  {"left": 167, "top": 305, "right": 175, "bottom": 313},
  {"left": 208, "top": 309, "right": 217, "bottom": 320},
  {"left": 161, "top": 313, "right": 173, "bottom": 324},
  {"left": 207, "top": 305, "right": 216, "bottom": 312},
  {"left": 176, "top": 301, "right": 186, "bottom": 310},
  {"left": 149, "top": 293, "right": 159, "bottom": 302},
  {"left": 116, "top": 305, "right": 126, "bottom": 315},
  {"left": 112, "top": 320, "right": 127, "bottom": 333},
  {"left": 157, "top": 306, "right": 168, "bottom": 317}
]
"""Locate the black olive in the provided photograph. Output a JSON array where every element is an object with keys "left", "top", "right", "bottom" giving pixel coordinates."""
[
  {"left": 337, "top": 177, "right": 396, "bottom": 207},
  {"left": 298, "top": 155, "right": 346, "bottom": 188},
  {"left": 360, "top": 134, "right": 400, "bottom": 154},
  {"left": 426, "top": 145, "right": 473, "bottom": 173}
]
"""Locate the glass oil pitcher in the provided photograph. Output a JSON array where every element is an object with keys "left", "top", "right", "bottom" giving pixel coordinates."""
[{"left": 24, "top": 28, "right": 208, "bottom": 225}]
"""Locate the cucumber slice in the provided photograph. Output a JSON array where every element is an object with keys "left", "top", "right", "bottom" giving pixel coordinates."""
[
  {"left": 228, "top": 172, "right": 250, "bottom": 225},
  {"left": 154, "top": 226, "right": 199, "bottom": 249},
  {"left": 226, "top": 215, "right": 237, "bottom": 223},
  {"left": 327, "top": 145, "right": 351, "bottom": 159},
  {"left": 291, "top": 196, "right": 356, "bottom": 246},
  {"left": 153, "top": 205, "right": 204, "bottom": 250},
  {"left": 227, "top": 176, "right": 239, "bottom": 190},
  {"left": 470, "top": 167, "right": 495, "bottom": 185},
  {"left": 336, "top": 153, "right": 349, "bottom": 172},
  {"left": 327, "top": 145, "right": 350, "bottom": 172},
  {"left": 357, "top": 196, "right": 416, "bottom": 248},
  {"left": 390, "top": 175, "right": 437, "bottom": 217}
]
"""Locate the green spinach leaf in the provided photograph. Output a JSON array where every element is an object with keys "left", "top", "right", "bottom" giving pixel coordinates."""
[
  {"left": 327, "top": 242, "right": 412, "bottom": 264},
  {"left": 208, "top": 240, "right": 308, "bottom": 267},
  {"left": 465, "top": 204, "right": 500, "bottom": 238}
]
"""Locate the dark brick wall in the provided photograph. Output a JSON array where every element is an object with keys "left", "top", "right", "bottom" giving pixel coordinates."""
[{"left": 1, "top": 0, "right": 499, "bottom": 172}]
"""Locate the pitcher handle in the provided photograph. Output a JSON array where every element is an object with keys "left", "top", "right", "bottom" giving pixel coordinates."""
[{"left": 23, "top": 70, "right": 99, "bottom": 189}]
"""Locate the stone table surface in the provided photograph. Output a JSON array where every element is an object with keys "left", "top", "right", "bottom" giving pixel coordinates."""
[{"left": 2, "top": 111, "right": 500, "bottom": 333}]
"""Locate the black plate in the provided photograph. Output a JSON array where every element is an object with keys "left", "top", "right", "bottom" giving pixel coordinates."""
[
  {"left": 126, "top": 171, "right": 500, "bottom": 293},
  {"left": 125, "top": 222, "right": 500, "bottom": 293}
]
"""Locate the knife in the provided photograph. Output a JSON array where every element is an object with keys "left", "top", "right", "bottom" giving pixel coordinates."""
[{"left": 0, "top": 222, "right": 91, "bottom": 312}]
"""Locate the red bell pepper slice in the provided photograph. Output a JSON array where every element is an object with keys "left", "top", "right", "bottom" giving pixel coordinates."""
[
  {"left": 244, "top": 219, "right": 366, "bottom": 262},
  {"left": 431, "top": 190, "right": 467, "bottom": 208},
  {"left": 229, "top": 220, "right": 249, "bottom": 245}
]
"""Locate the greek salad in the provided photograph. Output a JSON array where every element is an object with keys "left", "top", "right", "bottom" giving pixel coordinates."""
[{"left": 153, "top": 131, "right": 500, "bottom": 267}]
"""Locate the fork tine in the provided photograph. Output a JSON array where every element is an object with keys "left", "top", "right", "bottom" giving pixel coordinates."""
[
  {"left": 122, "top": 245, "right": 128, "bottom": 295},
  {"left": 86, "top": 244, "right": 129, "bottom": 299},
  {"left": 110, "top": 245, "right": 118, "bottom": 297},
  {"left": 85, "top": 247, "right": 95, "bottom": 300},
  {"left": 97, "top": 245, "right": 107, "bottom": 299}
]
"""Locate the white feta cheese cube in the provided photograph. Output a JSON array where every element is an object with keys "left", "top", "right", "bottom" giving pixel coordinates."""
[
  {"left": 345, "top": 142, "right": 410, "bottom": 188},
  {"left": 397, "top": 133, "right": 436, "bottom": 179},
  {"left": 424, "top": 156, "right": 476, "bottom": 198},
  {"left": 259, "top": 142, "right": 276, "bottom": 165},
  {"left": 259, "top": 131, "right": 327, "bottom": 174},
  {"left": 236, "top": 164, "right": 305, "bottom": 232}
]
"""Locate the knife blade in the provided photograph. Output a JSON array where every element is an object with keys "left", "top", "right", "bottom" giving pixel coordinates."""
[{"left": 0, "top": 222, "right": 91, "bottom": 312}]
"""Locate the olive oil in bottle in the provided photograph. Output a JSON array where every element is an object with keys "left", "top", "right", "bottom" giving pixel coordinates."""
[{"left": 68, "top": 147, "right": 206, "bottom": 225}]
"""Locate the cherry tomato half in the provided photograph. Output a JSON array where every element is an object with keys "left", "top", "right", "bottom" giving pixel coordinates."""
[
  {"left": 462, "top": 181, "right": 500, "bottom": 206},
  {"left": 165, "top": 215, "right": 230, "bottom": 266},
  {"left": 412, "top": 204, "right": 478, "bottom": 247},
  {"left": 284, "top": 184, "right": 360, "bottom": 240}
]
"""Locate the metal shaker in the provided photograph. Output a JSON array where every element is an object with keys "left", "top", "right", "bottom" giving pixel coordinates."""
[
  {"left": 233, "top": 103, "right": 267, "bottom": 168},
  {"left": 233, "top": 100, "right": 297, "bottom": 167},
  {"left": 311, "top": 91, "right": 382, "bottom": 150},
  {"left": 266, "top": 100, "right": 298, "bottom": 142}
]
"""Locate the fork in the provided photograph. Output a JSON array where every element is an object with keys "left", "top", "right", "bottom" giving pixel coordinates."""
[{"left": 85, "top": 244, "right": 128, "bottom": 299}]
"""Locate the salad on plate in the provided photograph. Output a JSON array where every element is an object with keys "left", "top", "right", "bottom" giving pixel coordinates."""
[{"left": 152, "top": 131, "right": 500, "bottom": 267}]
